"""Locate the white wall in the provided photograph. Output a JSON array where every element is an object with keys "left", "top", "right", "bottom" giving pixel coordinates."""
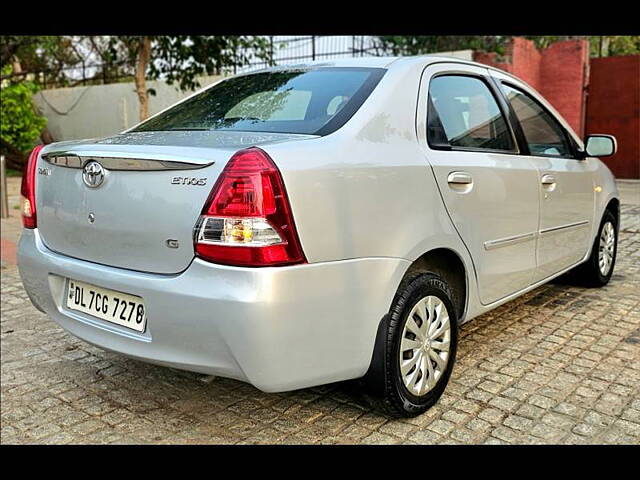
[{"left": 33, "top": 75, "right": 224, "bottom": 142}]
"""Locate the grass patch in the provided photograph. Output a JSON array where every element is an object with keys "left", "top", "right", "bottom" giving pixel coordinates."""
[{"left": 6, "top": 168, "right": 23, "bottom": 178}]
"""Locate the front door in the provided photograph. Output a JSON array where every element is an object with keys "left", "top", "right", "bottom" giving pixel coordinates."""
[
  {"left": 418, "top": 64, "right": 540, "bottom": 305},
  {"left": 494, "top": 78, "right": 595, "bottom": 281}
]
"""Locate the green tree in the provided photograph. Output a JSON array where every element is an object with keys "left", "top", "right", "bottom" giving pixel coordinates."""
[
  {"left": 374, "top": 35, "right": 640, "bottom": 59},
  {"left": 105, "top": 36, "right": 272, "bottom": 121},
  {"left": 0, "top": 67, "right": 47, "bottom": 169},
  {"left": 0, "top": 35, "right": 273, "bottom": 166},
  {"left": 1, "top": 35, "right": 88, "bottom": 153},
  {"left": 591, "top": 36, "right": 640, "bottom": 57},
  {"left": 0, "top": 35, "right": 83, "bottom": 87},
  {"left": 372, "top": 36, "right": 509, "bottom": 56}
]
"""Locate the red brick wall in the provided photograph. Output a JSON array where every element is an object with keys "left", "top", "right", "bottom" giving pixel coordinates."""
[
  {"left": 473, "top": 38, "right": 638, "bottom": 178},
  {"left": 540, "top": 40, "right": 590, "bottom": 137},
  {"left": 586, "top": 55, "right": 640, "bottom": 179},
  {"left": 474, "top": 38, "right": 589, "bottom": 135},
  {"left": 506, "top": 37, "right": 542, "bottom": 89},
  {"left": 473, "top": 38, "right": 541, "bottom": 89}
]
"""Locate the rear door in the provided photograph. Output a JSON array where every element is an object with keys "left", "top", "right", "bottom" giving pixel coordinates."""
[
  {"left": 418, "top": 63, "right": 540, "bottom": 305},
  {"left": 490, "top": 71, "right": 595, "bottom": 281}
]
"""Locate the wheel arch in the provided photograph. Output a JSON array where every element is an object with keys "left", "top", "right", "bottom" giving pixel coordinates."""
[
  {"left": 605, "top": 197, "right": 620, "bottom": 229},
  {"left": 400, "top": 247, "right": 468, "bottom": 322},
  {"left": 362, "top": 247, "right": 468, "bottom": 398}
]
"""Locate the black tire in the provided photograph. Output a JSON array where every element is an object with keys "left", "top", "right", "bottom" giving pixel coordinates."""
[
  {"left": 363, "top": 272, "right": 458, "bottom": 417},
  {"left": 568, "top": 209, "right": 618, "bottom": 287}
]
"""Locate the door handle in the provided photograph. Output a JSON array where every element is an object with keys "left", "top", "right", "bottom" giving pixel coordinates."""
[
  {"left": 541, "top": 174, "right": 556, "bottom": 186},
  {"left": 447, "top": 172, "right": 473, "bottom": 185}
]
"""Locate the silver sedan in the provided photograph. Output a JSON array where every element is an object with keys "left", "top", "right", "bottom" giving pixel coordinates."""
[{"left": 18, "top": 56, "right": 619, "bottom": 416}]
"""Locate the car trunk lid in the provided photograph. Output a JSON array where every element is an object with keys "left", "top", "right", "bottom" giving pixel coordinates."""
[{"left": 35, "top": 130, "right": 314, "bottom": 274}]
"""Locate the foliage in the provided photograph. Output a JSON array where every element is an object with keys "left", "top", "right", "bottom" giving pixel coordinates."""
[
  {"left": 105, "top": 36, "right": 273, "bottom": 92},
  {"left": 99, "top": 36, "right": 274, "bottom": 121},
  {"left": 374, "top": 35, "right": 640, "bottom": 59},
  {"left": 0, "top": 66, "right": 46, "bottom": 155},
  {"left": 0, "top": 35, "right": 274, "bottom": 147},
  {"left": 525, "top": 36, "right": 582, "bottom": 49},
  {"left": 524, "top": 36, "right": 640, "bottom": 57},
  {"left": 0, "top": 35, "right": 274, "bottom": 91},
  {"left": 0, "top": 35, "right": 83, "bottom": 87},
  {"left": 590, "top": 36, "right": 640, "bottom": 57},
  {"left": 373, "top": 36, "right": 509, "bottom": 57}
]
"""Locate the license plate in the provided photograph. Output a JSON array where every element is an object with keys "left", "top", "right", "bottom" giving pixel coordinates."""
[{"left": 66, "top": 279, "right": 147, "bottom": 332}]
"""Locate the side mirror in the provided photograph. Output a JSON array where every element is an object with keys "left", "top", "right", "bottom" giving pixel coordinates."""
[{"left": 585, "top": 134, "right": 617, "bottom": 158}]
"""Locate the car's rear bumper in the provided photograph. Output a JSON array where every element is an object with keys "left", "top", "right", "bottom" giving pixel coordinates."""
[{"left": 17, "top": 229, "right": 409, "bottom": 392}]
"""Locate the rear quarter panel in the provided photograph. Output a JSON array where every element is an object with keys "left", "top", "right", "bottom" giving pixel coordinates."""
[{"left": 262, "top": 60, "right": 475, "bottom": 313}]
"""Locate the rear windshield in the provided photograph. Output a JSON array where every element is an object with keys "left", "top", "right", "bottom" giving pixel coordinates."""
[{"left": 132, "top": 67, "right": 386, "bottom": 136}]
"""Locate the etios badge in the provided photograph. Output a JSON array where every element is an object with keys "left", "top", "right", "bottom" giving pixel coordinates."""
[{"left": 82, "top": 161, "right": 105, "bottom": 188}]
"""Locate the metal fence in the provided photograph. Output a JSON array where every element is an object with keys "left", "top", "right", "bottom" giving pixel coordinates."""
[{"left": 236, "top": 35, "right": 380, "bottom": 73}]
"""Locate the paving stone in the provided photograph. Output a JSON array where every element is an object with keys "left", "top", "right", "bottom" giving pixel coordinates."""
[
  {"left": 362, "top": 431, "right": 400, "bottom": 445},
  {"left": 427, "top": 419, "right": 455, "bottom": 436},
  {"left": 409, "top": 429, "right": 443, "bottom": 444},
  {"left": 2, "top": 200, "right": 639, "bottom": 445},
  {"left": 503, "top": 414, "right": 534, "bottom": 431}
]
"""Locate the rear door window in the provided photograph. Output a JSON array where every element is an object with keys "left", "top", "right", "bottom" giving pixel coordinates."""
[{"left": 428, "top": 75, "right": 516, "bottom": 152}]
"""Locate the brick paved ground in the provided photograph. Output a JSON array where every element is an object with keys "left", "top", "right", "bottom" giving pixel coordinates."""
[
  {"left": 1, "top": 189, "right": 638, "bottom": 444},
  {"left": 1, "top": 177, "right": 22, "bottom": 269}
]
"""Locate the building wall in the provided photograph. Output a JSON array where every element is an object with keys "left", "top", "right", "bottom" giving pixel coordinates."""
[
  {"left": 474, "top": 37, "right": 589, "bottom": 136},
  {"left": 33, "top": 75, "right": 224, "bottom": 142},
  {"left": 475, "top": 38, "right": 639, "bottom": 178},
  {"left": 586, "top": 55, "right": 640, "bottom": 179},
  {"left": 474, "top": 37, "right": 542, "bottom": 88},
  {"left": 540, "top": 40, "right": 590, "bottom": 137}
]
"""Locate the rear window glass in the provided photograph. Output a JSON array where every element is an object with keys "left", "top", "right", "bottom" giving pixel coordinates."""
[{"left": 133, "top": 68, "right": 386, "bottom": 136}]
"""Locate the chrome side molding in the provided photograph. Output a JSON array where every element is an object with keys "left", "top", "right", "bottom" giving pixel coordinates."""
[
  {"left": 42, "top": 152, "right": 213, "bottom": 171},
  {"left": 484, "top": 220, "right": 590, "bottom": 250},
  {"left": 484, "top": 232, "right": 536, "bottom": 251},
  {"left": 539, "top": 220, "right": 590, "bottom": 236}
]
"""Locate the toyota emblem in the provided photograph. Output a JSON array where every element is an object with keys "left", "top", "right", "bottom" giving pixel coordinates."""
[{"left": 82, "top": 161, "right": 106, "bottom": 188}]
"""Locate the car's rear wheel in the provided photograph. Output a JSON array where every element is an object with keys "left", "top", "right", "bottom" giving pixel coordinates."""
[{"left": 364, "top": 272, "right": 458, "bottom": 417}]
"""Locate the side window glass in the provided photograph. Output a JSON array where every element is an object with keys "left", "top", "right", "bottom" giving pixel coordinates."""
[
  {"left": 428, "top": 75, "right": 515, "bottom": 152},
  {"left": 501, "top": 84, "right": 573, "bottom": 158}
]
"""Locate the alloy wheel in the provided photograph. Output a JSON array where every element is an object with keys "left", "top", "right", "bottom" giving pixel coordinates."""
[{"left": 598, "top": 221, "right": 615, "bottom": 276}]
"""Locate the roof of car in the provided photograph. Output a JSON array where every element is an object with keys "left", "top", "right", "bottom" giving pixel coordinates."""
[
  {"left": 245, "top": 55, "right": 509, "bottom": 78},
  {"left": 248, "top": 55, "right": 506, "bottom": 74}
]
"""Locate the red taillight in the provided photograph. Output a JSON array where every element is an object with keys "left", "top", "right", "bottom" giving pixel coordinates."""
[
  {"left": 194, "top": 147, "right": 306, "bottom": 267},
  {"left": 20, "top": 145, "right": 44, "bottom": 229}
]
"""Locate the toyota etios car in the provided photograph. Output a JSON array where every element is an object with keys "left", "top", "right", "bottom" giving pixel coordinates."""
[{"left": 18, "top": 56, "right": 619, "bottom": 417}]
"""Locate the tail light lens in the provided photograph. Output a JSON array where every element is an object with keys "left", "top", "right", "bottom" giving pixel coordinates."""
[
  {"left": 194, "top": 147, "right": 306, "bottom": 267},
  {"left": 20, "top": 145, "right": 44, "bottom": 229}
]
